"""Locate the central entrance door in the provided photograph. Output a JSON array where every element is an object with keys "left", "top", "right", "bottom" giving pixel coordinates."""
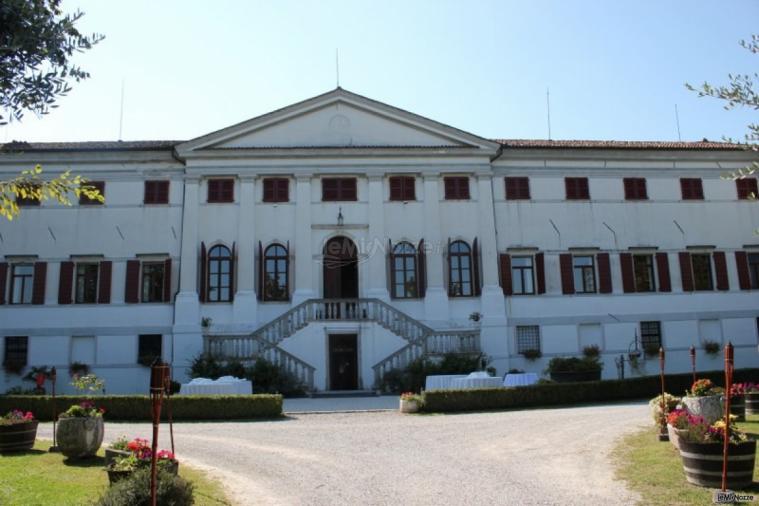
[
  {"left": 329, "top": 334, "right": 358, "bottom": 390},
  {"left": 323, "top": 236, "right": 358, "bottom": 299}
]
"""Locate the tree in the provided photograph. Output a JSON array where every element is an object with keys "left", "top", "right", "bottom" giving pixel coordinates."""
[
  {"left": 0, "top": 0, "right": 105, "bottom": 220},
  {"left": 686, "top": 35, "right": 759, "bottom": 194}
]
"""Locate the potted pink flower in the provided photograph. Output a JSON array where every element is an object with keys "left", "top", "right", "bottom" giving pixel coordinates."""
[
  {"left": 399, "top": 392, "right": 420, "bottom": 413},
  {"left": 0, "top": 409, "right": 37, "bottom": 453}
]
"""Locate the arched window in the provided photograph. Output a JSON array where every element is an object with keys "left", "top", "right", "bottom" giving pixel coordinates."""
[
  {"left": 207, "top": 245, "right": 232, "bottom": 302},
  {"left": 448, "top": 241, "right": 472, "bottom": 297},
  {"left": 391, "top": 242, "right": 417, "bottom": 298},
  {"left": 264, "top": 243, "right": 289, "bottom": 301}
]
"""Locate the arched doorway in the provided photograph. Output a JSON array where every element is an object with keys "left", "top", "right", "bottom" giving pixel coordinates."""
[{"left": 322, "top": 236, "right": 358, "bottom": 299}]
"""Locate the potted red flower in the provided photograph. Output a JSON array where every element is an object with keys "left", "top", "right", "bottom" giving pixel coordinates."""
[
  {"left": 0, "top": 409, "right": 37, "bottom": 453},
  {"left": 106, "top": 438, "right": 178, "bottom": 485}
]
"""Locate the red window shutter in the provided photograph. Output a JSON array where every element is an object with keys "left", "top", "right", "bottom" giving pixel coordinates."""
[
  {"left": 472, "top": 238, "right": 481, "bottom": 296},
  {"left": 230, "top": 242, "right": 236, "bottom": 301},
  {"left": 163, "top": 258, "right": 172, "bottom": 302},
  {"left": 535, "top": 252, "right": 546, "bottom": 294},
  {"left": 565, "top": 177, "right": 589, "bottom": 200},
  {"left": 343, "top": 179, "right": 357, "bottom": 201},
  {"left": 98, "top": 261, "right": 112, "bottom": 303},
  {"left": 680, "top": 178, "right": 703, "bottom": 200},
  {"left": 389, "top": 177, "right": 402, "bottom": 201},
  {"left": 199, "top": 242, "right": 207, "bottom": 302},
  {"left": 737, "top": 178, "right": 758, "bottom": 199},
  {"left": 499, "top": 254, "right": 512, "bottom": 295},
  {"left": 620, "top": 253, "right": 635, "bottom": 293},
  {"left": 679, "top": 252, "right": 694, "bottom": 292},
  {"left": 208, "top": 179, "right": 234, "bottom": 203},
  {"left": 257, "top": 241, "right": 263, "bottom": 301},
  {"left": 444, "top": 177, "right": 469, "bottom": 199},
  {"left": 624, "top": 178, "right": 647, "bottom": 200},
  {"left": 32, "top": 261, "right": 47, "bottom": 304},
  {"left": 0, "top": 262, "right": 7, "bottom": 305},
  {"left": 655, "top": 253, "right": 671, "bottom": 292},
  {"left": 263, "top": 179, "right": 275, "bottom": 202},
  {"left": 713, "top": 251, "right": 729, "bottom": 291},
  {"left": 559, "top": 254, "right": 574, "bottom": 294},
  {"left": 125, "top": 260, "right": 140, "bottom": 303},
  {"left": 386, "top": 240, "right": 394, "bottom": 297},
  {"left": 58, "top": 261, "right": 74, "bottom": 304},
  {"left": 735, "top": 251, "right": 751, "bottom": 290},
  {"left": 505, "top": 177, "right": 530, "bottom": 200},
  {"left": 597, "top": 253, "right": 612, "bottom": 293},
  {"left": 144, "top": 181, "right": 169, "bottom": 204},
  {"left": 417, "top": 239, "right": 426, "bottom": 298}
]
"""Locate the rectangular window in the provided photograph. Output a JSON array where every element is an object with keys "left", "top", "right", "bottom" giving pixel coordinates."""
[
  {"left": 691, "top": 253, "right": 713, "bottom": 291},
  {"left": 207, "top": 178, "right": 235, "bottom": 203},
  {"left": 263, "top": 178, "right": 289, "bottom": 203},
  {"left": 15, "top": 183, "right": 40, "bottom": 206},
  {"left": 749, "top": 253, "right": 759, "bottom": 289},
  {"left": 75, "top": 263, "right": 99, "bottom": 304},
  {"left": 511, "top": 256, "right": 534, "bottom": 295},
  {"left": 443, "top": 176, "right": 470, "bottom": 200},
  {"left": 573, "top": 255, "right": 596, "bottom": 293},
  {"left": 505, "top": 177, "right": 530, "bottom": 200},
  {"left": 79, "top": 181, "right": 105, "bottom": 205},
  {"left": 516, "top": 325, "right": 540, "bottom": 354},
  {"left": 9, "top": 264, "right": 34, "bottom": 304},
  {"left": 737, "top": 178, "right": 758, "bottom": 200},
  {"left": 144, "top": 181, "right": 170, "bottom": 204},
  {"left": 141, "top": 262, "right": 165, "bottom": 302},
  {"left": 137, "top": 334, "right": 162, "bottom": 366},
  {"left": 640, "top": 321, "right": 662, "bottom": 351},
  {"left": 680, "top": 178, "right": 704, "bottom": 200},
  {"left": 623, "top": 178, "right": 648, "bottom": 200},
  {"left": 633, "top": 255, "right": 655, "bottom": 292},
  {"left": 565, "top": 177, "right": 590, "bottom": 200},
  {"left": 3, "top": 336, "right": 28, "bottom": 370},
  {"left": 389, "top": 176, "right": 415, "bottom": 201},
  {"left": 322, "top": 177, "right": 357, "bottom": 201}
]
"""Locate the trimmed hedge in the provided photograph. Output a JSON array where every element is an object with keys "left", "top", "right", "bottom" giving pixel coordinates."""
[
  {"left": 0, "top": 394, "right": 283, "bottom": 421},
  {"left": 421, "top": 368, "right": 759, "bottom": 413}
]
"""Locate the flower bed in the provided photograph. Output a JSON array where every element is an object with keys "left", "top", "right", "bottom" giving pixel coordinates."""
[
  {"left": 106, "top": 438, "right": 178, "bottom": 485},
  {"left": 0, "top": 394, "right": 283, "bottom": 421}
]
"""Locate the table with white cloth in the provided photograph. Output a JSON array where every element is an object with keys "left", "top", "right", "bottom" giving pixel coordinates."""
[
  {"left": 178, "top": 376, "right": 252, "bottom": 395},
  {"left": 424, "top": 374, "right": 468, "bottom": 391},
  {"left": 503, "top": 372, "right": 539, "bottom": 387},
  {"left": 450, "top": 372, "right": 503, "bottom": 390}
]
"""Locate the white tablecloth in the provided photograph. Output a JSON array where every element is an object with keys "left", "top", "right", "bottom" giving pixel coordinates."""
[
  {"left": 450, "top": 375, "right": 503, "bottom": 390},
  {"left": 425, "top": 375, "right": 468, "bottom": 391},
  {"left": 179, "top": 377, "right": 252, "bottom": 395},
  {"left": 503, "top": 373, "right": 539, "bottom": 387}
]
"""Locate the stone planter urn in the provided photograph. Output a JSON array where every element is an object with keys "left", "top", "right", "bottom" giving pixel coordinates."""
[
  {"left": 399, "top": 399, "right": 419, "bottom": 413},
  {"left": 682, "top": 395, "right": 723, "bottom": 425},
  {"left": 56, "top": 417, "right": 104, "bottom": 459},
  {"left": 746, "top": 392, "right": 759, "bottom": 416},
  {"left": 0, "top": 420, "right": 38, "bottom": 453}
]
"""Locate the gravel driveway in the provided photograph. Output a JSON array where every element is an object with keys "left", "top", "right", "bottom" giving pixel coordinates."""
[{"left": 39, "top": 401, "right": 649, "bottom": 505}]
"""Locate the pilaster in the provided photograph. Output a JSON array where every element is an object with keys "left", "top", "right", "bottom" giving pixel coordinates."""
[
  {"left": 233, "top": 175, "right": 258, "bottom": 324},
  {"left": 422, "top": 173, "right": 449, "bottom": 319},
  {"left": 293, "top": 174, "right": 316, "bottom": 304}
]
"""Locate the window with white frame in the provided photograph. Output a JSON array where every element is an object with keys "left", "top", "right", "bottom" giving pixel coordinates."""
[{"left": 511, "top": 256, "right": 534, "bottom": 295}]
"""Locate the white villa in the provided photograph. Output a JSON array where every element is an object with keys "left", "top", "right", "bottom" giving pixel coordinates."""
[{"left": 1, "top": 88, "right": 758, "bottom": 394}]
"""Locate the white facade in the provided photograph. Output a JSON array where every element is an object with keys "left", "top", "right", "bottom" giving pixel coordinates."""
[{"left": 1, "top": 88, "right": 758, "bottom": 394}]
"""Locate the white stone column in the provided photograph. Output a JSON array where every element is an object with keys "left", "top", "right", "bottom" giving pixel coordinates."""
[
  {"left": 292, "top": 174, "right": 316, "bottom": 305},
  {"left": 233, "top": 175, "right": 258, "bottom": 325},
  {"left": 477, "top": 174, "right": 507, "bottom": 319},
  {"left": 422, "top": 174, "right": 449, "bottom": 320},
  {"left": 366, "top": 175, "right": 389, "bottom": 300}
]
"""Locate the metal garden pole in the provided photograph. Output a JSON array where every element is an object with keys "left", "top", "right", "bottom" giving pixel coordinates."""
[
  {"left": 48, "top": 366, "right": 59, "bottom": 452},
  {"left": 149, "top": 361, "right": 169, "bottom": 506},
  {"left": 689, "top": 345, "right": 697, "bottom": 385},
  {"left": 658, "top": 347, "right": 669, "bottom": 441},
  {"left": 721, "top": 342, "right": 734, "bottom": 492}
]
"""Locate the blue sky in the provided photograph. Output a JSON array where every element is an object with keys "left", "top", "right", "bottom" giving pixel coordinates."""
[{"left": 2, "top": 0, "right": 757, "bottom": 143}]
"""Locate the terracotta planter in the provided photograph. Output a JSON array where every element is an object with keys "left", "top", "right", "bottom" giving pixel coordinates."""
[
  {"left": 678, "top": 439, "right": 756, "bottom": 489},
  {"left": 104, "top": 448, "right": 131, "bottom": 467},
  {"left": 56, "top": 416, "right": 104, "bottom": 459},
  {"left": 682, "top": 395, "right": 723, "bottom": 425},
  {"left": 399, "top": 399, "right": 419, "bottom": 413},
  {"left": 0, "top": 420, "right": 38, "bottom": 453},
  {"left": 746, "top": 392, "right": 759, "bottom": 416},
  {"left": 548, "top": 370, "right": 601, "bottom": 383}
]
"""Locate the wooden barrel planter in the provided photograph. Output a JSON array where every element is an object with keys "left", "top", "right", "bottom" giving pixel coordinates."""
[
  {"left": 730, "top": 396, "right": 746, "bottom": 422},
  {"left": 678, "top": 440, "right": 756, "bottom": 489},
  {"left": 747, "top": 392, "right": 759, "bottom": 416},
  {"left": 107, "top": 468, "right": 133, "bottom": 485},
  {"left": 549, "top": 370, "right": 601, "bottom": 383},
  {"left": 0, "top": 420, "right": 39, "bottom": 453}
]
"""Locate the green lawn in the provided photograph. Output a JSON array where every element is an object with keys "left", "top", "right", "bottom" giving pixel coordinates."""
[
  {"left": 0, "top": 440, "right": 232, "bottom": 506},
  {"left": 614, "top": 415, "right": 759, "bottom": 506}
]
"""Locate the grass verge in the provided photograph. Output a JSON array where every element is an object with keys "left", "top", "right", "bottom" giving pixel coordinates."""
[
  {"left": 0, "top": 440, "right": 232, "bottom": 506},
  {"left": 613, "top": 415, "right": 759, "bottom": 505}
]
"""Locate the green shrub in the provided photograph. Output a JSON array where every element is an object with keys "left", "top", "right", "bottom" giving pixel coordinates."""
[
  {"left": 378, "top": 353, "right": 484, "bottom": 393},
  {"left": 189, "top": 354, "right": 306, "bottom": 397},
  {"left": 545, "top": 356, "right": 602, "bottom": 373},
  {"left": 582, "top": 345, "right": 600, "bottom": 358},
  {"left": 0, "top": 394, "right": 283, "bottom": 421},
  {"left": 97, "top": 468, "right": 194, "bottom": 506},
  {"left": 420, "top": 368, "right": 759, "bottom": 413}
]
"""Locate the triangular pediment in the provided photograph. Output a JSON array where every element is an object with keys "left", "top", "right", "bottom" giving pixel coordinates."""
[{"left": 176, "top": 88, "right": 499, "bottom": 155}]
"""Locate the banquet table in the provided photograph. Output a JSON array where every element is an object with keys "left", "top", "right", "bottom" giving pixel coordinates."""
[
  {"left": 450, "top": 372, "right": 503, "bottom": 390},
  {"left": 179, "top": 377, "right": 252, "bottom": 395},
  {"left": 503, "top": 372, "right": 539, "bottom": 387},
  {"left": 424, "top": 374, "right": 468, "bottom": 391}
]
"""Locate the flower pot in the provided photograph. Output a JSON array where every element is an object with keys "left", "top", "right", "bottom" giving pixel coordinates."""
[
  {"left": 160, "top": 459, "right": 179, "bottom": 476},
  {"left": 399, "top": 399, "right": 419, "bottom": 413},
  {"left": 678, "top": 439, "right": 756, "bottom": 489},
  {"left": 682, "top": 395, "right": 723, "bottom": 425},
  {"left": 666, "top": 424, "right": 688, "bottom": 450},
  {"left": 104, "top": 448, "right": 131, "bottom": 467},
  {"left": 746, "top": 392, "right": 759, "bottom": 416},
  {"left": 548, "top": 370, "right": 601, "bottom": 383},
  {"left": 56, "top": 416, "right": 104, "bottom": 459},
  {"left": 729, "top": 396, "right": 745, "bottom": 422},
  {"left": 0, "top": 420, "right": 38, "bottom": 453},
  {"left": 107, "top": 468, "right": 133, "bottom": 485}
]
